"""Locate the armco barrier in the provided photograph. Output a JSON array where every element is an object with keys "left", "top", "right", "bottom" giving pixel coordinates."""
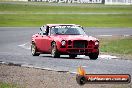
[
  {"left": 28, "top": 0, "right": 132, "bottom": 4},
  {"left": 29, "top": 0, "right": 104, "bottom": 3}
]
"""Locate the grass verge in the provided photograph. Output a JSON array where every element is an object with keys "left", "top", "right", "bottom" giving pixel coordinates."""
[
  {"left": 0, "top": 2, "right": 132, "bottom": 27},
  {"left": 0, "top": 3, "right": 132, "bottom": 13},
  {"left": 0, "top": 82, "right": 18, "bottom": 88},
  {"left": 100, "top": 37, "right": 132, "bottom": 56},
  {"left": 0, "top": 14, "right": 132, "bottom": 27}
]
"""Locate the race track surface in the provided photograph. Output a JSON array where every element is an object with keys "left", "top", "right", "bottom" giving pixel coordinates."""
[{"left": 0, "top": 27, "right": 132, "bottom": 75}]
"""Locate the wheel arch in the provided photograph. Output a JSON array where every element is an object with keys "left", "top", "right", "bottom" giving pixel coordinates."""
[
  {"left": 51, "top": 40, "right": 56, "bottom": 46},
  {"left": 51, "top": 40, "right": 60, "bottom": 50},
  {"left": 31, "top": 40, "right": 39, "bottom": 52},
  {"left": 31, "top": 38, "right": 36, "bottom": 45},
  {"left": 31, "top": 41, "right": 35, "bottom": 44}
]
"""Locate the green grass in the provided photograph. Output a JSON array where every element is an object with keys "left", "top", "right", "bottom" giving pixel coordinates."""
[
  {"left": 0, "top": 2, "right": 132, "bottom": 27},
  {"left": 100, "top": 38, "right": 132, "bottom": 55},
  {"left": 0, "top": 82, "right": 18, "bottom": 88},
  {"left": 0, "top": 14, "right": 132, "bottom": 27},
  {"left": 0, "top": 3, "right": 132, "bottom": 13}
]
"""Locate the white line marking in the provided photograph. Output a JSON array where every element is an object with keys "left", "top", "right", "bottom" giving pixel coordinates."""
[
  {"left": 124, "top": 35, "right": 131, "bottom": 37},
  {"left": 18, "top": 42, "right": 30, "bottom": 50},
  {"left": 41, "top": 67, "right": 53, "bottom": 71},
  {"left": 98, "top": 35, "right": 131, "bottom": 37},
  {"left": 70, "top": 72, "right": 77, "bottom": 74},
  {"left": 99, "top": 55, "right": 119, "bottom": 59},
  {"left": 21, "top": 64, "right": 34, "bottom": 68},
  {"left": 82, "top": 66, "right": 87, "bottom": 67},
  {"left": 78, "top": 55, "right": 85, "bottom": 57},
  {"left": 0, "top": 61, "right": 6, "bottom": 64},
  {"left": 98, "top": 35, "right": 113, "bottom": 37}
]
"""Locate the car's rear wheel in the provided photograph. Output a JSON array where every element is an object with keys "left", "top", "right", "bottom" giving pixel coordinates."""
[
  {"left": 69, "top": 54, "right": 77, "bottom": 58},
  {"left": 31, "top": 42, "right": 40, "bottom": 56},
  {"left": 51, "top": 42, "right": 60, "bottom": 58},
  {"left": 89, "top": 52, "right": 98, "bottom": 60}
]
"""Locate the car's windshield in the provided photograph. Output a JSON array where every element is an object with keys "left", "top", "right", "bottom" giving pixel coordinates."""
[{"left": 50, "top": 26, "right": 86, "bottom": 35}]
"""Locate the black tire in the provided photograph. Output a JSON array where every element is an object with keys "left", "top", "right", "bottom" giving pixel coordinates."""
[
  {"left": 76, "top": 75, "right": 86, "bottom": 85},
  {"left": 69, "top": 54, "right": 77, "bottom": 58},
  {"left": 89, "top": 52, "right": 98, "bottom": 60},
  {"left": 31, "top": 42, "right": 40, "bottom": 56},
  {"left": 51, "top": 42, "right": 60, "bottom": 58}
]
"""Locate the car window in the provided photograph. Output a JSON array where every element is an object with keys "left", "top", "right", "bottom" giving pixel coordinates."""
[
  {"left": 40, "top": 25, "right": 47, "bottom": 35},
  {"left": 50, "top": 26, "right": 86, "bottom": 35}
]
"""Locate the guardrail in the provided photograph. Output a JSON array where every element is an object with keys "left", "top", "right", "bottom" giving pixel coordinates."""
[
  {"left": 1, "top": 0, "right": 131, "bottom": 5},
  {"left": 29, "top": 0, "right": 104, "bottom": 3},
  {"left": 29, "top": 0, "right": 132, "bottom": 5}
]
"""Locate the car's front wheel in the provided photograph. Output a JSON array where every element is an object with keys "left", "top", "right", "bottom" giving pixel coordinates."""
[
  {"left": 51, "top": 42, "right": 60, "bottom": 58},
  {"left": 89, "top": 52, "right": 98, "bottom": 60},
  {"left": 31, "top": 42, "right": 40, "bottom": 56}
]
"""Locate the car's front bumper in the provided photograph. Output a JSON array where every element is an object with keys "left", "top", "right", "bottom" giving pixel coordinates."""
[{"left": 58, "top": 48, "right": 99, "bottom": 55}]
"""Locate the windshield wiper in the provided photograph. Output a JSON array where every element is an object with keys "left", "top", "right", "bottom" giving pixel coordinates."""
[{"left": 68, "top": 34, "right": 80, "bottom": 35}]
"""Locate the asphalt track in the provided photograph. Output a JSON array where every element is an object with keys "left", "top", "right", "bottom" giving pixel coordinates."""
[{"left": 0, "top": 27, "right": 132, "bottom": 75}]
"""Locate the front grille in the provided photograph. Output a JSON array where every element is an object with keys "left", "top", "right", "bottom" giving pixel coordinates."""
[
  {"left": 68, "top": 40, "right": 72, "bottom": 45},
  {"left": 88, "top": 40, "right": 94, "bottom": 45},
  {"left": 73, "top": 40, "right": 88, "bottom": 48}
]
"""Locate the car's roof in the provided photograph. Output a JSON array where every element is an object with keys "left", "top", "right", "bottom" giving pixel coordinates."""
[{"left": 46, "top": 24, "right": 79, "bottom": 27}]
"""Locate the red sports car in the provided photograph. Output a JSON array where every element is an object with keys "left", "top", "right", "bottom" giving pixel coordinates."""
[{"left": 31, "top": 24, "right": 99, "bottom": 60}]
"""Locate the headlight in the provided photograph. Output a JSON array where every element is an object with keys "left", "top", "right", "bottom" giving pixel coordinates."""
[
  {"left": 95, "top": 41, "right": 99, "bottom": 45},
  {"left": 61, "top": 40, "right": 66, "bottom": 46}
]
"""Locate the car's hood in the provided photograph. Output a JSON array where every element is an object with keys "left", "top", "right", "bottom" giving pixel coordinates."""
[{"left": 51, "top": 35, "right": 98, "bottom": 41}]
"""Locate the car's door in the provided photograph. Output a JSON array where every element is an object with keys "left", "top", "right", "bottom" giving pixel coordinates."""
[
  {"left": 37, "top": 26, "right": 47, "bottom": 52},
  {"left": 42, "top": 35, "right": 52, "bottom": 53},
  {"left": 35, "top": 26, "right": 47, "bottom": 50},
  {"left": 44, "top": 27, "right": 52, "bottom": 53},
  {"left": 40, "top": 26, "right": 51, "bottom": 53},
  {"left": 35, "top": 32, "right": 44, "bottom": 51}
]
